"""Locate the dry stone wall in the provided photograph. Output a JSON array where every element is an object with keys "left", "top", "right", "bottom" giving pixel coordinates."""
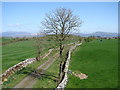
[
  {"left": 0, "top": 42, "right": 77, "bottom": 84},
  {"left": 56, "top": 43, "right": 82, "bottom": 89},
  {"left": 0, "top": 48, "right": 54, "bottom": 83}
]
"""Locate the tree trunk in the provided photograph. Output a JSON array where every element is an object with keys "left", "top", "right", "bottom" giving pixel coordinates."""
[
  {"left": 58, "top": 41, "right": 64, "bottom": 82},
  {"left": 59, "top": 40, "right": 64, "bottom": 58},
  {"left": 36, "top": 51, "right": 41, "bottom": 61},
  {"left": 59, "top": 41, "right": 62, "bottom": 58},
  {"left": 59, "top": 61, "right": 63, "bottom": 83}
]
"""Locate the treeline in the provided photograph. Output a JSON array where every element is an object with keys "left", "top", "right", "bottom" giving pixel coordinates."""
[
  {"left": 2, "top": 37, "right": 29, "bottom": 45},
  {"left": 78, "top": 36, "right": 96, "bottom": 43},
  {"left": 84, "top": 37, "right": 96, "bottom": 42},
  {"left": 82, "top": 36, "right": 118, "bottom": 43}
]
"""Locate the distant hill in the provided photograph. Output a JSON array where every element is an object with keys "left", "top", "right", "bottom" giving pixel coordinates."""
[
  {"left": 1, "top": 31, "right": 118, "bottom": 37},
  {"left": 1, "top": 31, "right": 34, "bottom": 37},
  {"left": 73, "top": 31, "right": 118, "bottom": 37}
]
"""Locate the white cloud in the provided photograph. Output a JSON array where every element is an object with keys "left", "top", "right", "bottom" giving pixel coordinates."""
[{"left": 7, "top": 23, "right": 24, "bottom": 27}]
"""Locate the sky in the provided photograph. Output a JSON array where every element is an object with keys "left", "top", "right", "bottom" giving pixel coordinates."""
[{"left": 2, "top": 2, "right": 118, "bottom": 34}]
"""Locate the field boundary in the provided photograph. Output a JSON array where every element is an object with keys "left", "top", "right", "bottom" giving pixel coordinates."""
[
  {"left": 56, "top": 43, "right": 82, "bottom": 89},
  {"left": 1, "top": 42, "right": 77, "bottom": 84},
  {"left": 13, "top": 52, "right": 60, "bottom": 88},
  {"left": 0, "top": 48, "right": 53, "bottom": 83}
]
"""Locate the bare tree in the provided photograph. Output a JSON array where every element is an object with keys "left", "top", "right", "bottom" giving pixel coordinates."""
[
  {"left": 42, "top": 8, "right": 82, "bottom": 82},
  {"left": 34, "top": 32, "right": 46, "bottom": 61}
]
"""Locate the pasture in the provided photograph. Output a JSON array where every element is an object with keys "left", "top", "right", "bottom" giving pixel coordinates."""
[
  {"left": 2, "top": 35, "right": 80, "bottom": 73},
  {"left": 2, "top": 36, "right": 57, "bottom": 72},
  {"left": 1, "top": 35, "right": 80, "bottom": 88},
  {"left": 33, "top": 44, "right": 72, "bottom": 88},
  {"left": 66, "top": 39, "right": 118, "bottom": 88}
]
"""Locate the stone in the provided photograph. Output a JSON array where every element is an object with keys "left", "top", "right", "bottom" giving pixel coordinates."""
[
  {"left": 12, "top": 77, "right": 16, "bottom": 80},
  {"left": 4, "top": 78, "right": 7, "bottom": 82},
  {"left": 79, "top": 73, "right": 88, "bottom": 79},
  {"left": 67, "top": 70, "right": 72, "bottom": 74},
  {"left": 73, "top": 72, "right": 88, "bottom": 79},
  {"left": 0, "top": 81, "right": 3, "bottom": 85}
]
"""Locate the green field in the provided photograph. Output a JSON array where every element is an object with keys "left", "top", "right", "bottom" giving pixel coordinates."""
[
  {"left": 2, "top": 36, "right": 118, "bottom": 88},
  {"left": 2, "top": 49, "right": 58, "bottom": 88},
  {"left": 2, "top": 37, "right": 13, "bottom": 42},
  {"left": 2, "top": 40, "right": 36, "bottom": 73},
  {"left": 2, "top": 35, "right": 79, "bottom": 73},
  {"left": 33, "top": 44, "right": 72, "bottom": 88},
  {"left": 2, "top": 36, "right": 57, "bottom": 73},
  {"left": 1, "top": 35, "right": 80, "bottom": 88},
  {"left": 66, "top": 39, "right": 118, "bottom": 88}
]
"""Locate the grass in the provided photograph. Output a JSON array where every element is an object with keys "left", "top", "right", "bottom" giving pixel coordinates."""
[
  {"left": 2, "top": 35, "right": 80, "bottom": 88},
  {"left": 66, "top": 39, "right": 118, "bottom": 88},
  {"left": 33, "top": 44, "right": 72, "bottom": 88},
  {"left": 2, "top": 37, "right": 56, "bottom": 72},
  {"left": 2, "top": 49, "right": 58, "bottom": 88},
  {"left": 0, "top": 37, "right": 1, "bottom": 76},
  {"left": 2, "top": 35, "right": 79, "bottom": 73},
  {"left": 33, "top": 59, "right": 59, "bottom": 88},
  {"left": 1, "top": 37, "right": 13, "bottom": 42},
  {"left": 2, "top": 40, "right": 36, "bottom": 72}
]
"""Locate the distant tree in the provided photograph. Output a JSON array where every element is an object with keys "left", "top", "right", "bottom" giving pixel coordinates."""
[
  {"left": 16, "top": 37, "right": 19, "bottom": 41},
  {"left": 34, "top": 32, "right": 46, "bottom": 61},
  {"left": 42, "top": 8, "right": 82, "bottom": 82},
  {"left": 78, "top": 37, "right": 82, "bottom": 43}
]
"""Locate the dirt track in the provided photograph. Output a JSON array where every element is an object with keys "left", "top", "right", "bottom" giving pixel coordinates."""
[
  {"left": 14, "top": 52, "right": 59, "bottom": 88},
  {"left": 13, "top": 43, "right": 75, "bottom": 88}
]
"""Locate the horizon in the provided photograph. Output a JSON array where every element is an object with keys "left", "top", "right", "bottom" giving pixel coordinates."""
[
  {"left": 1, "top": 31, "right": 118, "bottom": 34},
  {"left": 2, "top": 2, "right": 118, "bottom": 34}
]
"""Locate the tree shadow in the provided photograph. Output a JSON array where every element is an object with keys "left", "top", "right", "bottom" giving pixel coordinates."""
[
  {"left": 30, "top": 70, "right": 59, "bottom": 82},
  {"left": 16, "top": 67, "right": 35, "bottom": 75}
]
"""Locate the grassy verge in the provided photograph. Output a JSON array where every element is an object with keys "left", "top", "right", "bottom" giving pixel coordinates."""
[
  {"left": 2, "top": 49, "right": 58, "bottom": 88},
  {"left": 66, "top": 39, "right": 118, "bottom": 88},
  {"left": 33, "top": 59, "right": 59, "bottom": 88},
  {"left": 33, "top": 44, "right": 72, "bottom": 88}
]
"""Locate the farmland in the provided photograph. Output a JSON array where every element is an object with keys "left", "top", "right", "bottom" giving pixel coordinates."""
[
  {"left": 1, "top": 36, "right": 118, "bottom": 88},
  {"left": 66, "top": 39, "right": 118, "bottom": 88},
  {"left": 33, "top": 44, "right": 72, "bottom": 88},
  {"left": 1, "top": 35, "right": 80, "bottom": 88},
  {"left": 2, "top": 35, "right": 79, "bottom": 73}
]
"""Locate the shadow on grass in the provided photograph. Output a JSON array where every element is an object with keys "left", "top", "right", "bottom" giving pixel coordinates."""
[
  {"left": 2, "top": 66, "right": 35, "bottom": 87},
  {"left": 30, "top": 70, "right": 59, "bottom": 82},
  {"left": 16, "top": 67, "right": 35, "bottom": 75}
]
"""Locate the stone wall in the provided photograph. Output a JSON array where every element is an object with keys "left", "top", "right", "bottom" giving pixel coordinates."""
[
  {"left": 0, "top": 48, "right": 54, "bottom": 82},
  {"left": 56, "top": 43, "right": 82, "bottom": 89},
  {"left": 0, "top": 42, "right": 77, "bottom": 84}
]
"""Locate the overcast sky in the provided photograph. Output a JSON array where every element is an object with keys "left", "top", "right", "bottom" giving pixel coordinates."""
[{"left": 2, "top": 2, "right": 118, "bottom": 33}]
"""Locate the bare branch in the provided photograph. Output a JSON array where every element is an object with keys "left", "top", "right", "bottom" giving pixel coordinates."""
[{"left": 41, "top": 7, "right": 83, "bottom": 82}]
